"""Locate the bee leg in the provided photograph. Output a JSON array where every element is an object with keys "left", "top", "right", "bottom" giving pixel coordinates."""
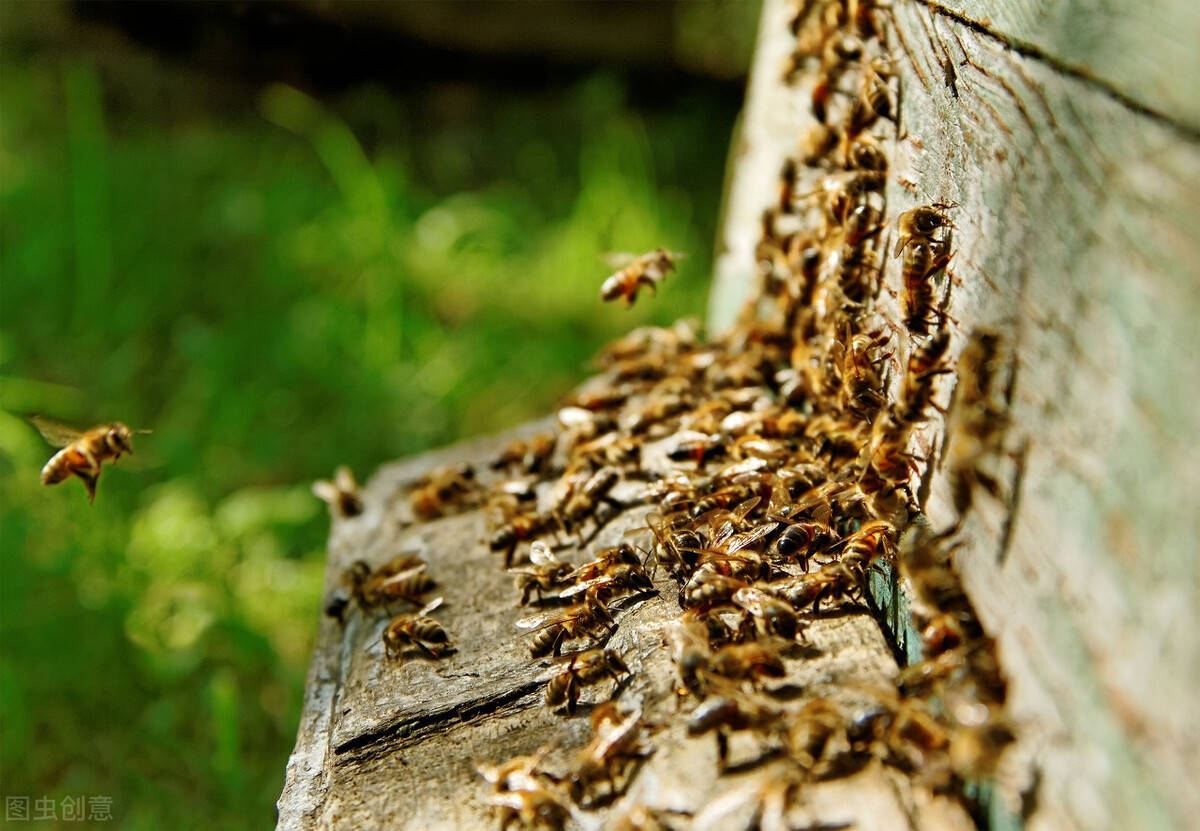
[
  {"left": 414, "top": 640, "right": 441, "bottom": 660},
  {"left": 716, "top": 730, "right": 730, "bottom": 773},
  {"left": 78, "top": 471, "right": 100, "bottom": 504},
  {"left": 566, "top": 679, "right": 578, "bottom": 716}
]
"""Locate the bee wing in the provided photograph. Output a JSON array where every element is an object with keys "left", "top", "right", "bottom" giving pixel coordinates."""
[
  {"left": 529, "top": 540, "right": 558, "bottom": 567},
  {"left": 723, "top": 522, "right": 779, "bottom": 554},
  {"left": 417, "top": 596, "right": 443, "bottom": 616},
  {"left": 732, "top": 586, "right": 770, "bottom": 613},
  {"left": 334, "top": 466, "right": 358, "bottom": 491},
  {"left": 374, "top": 564, "right": 428, "bottom": 590},
  {"left": 516, "top": 610, "right": 558, "bottom": 630},
  {"left": 29, "top": 415, "right": 83, "bottom": 448},
  {"left": 312, "top": 480, "right": 339, "bottom": 503},
  {"left": 601, "top": 251, "right": 637, "bottom": 269},
  {"left": 559, "top": 576, "right": 610, "bottom": 599}
]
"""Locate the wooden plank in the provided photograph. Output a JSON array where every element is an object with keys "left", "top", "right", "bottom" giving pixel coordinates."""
[
  {"left": 911, "top": 0, "right": 1200, "bottom": 133},
  {"left": 278, "top": 421, "right": 974, "bottom": 829},
  {"left": 884, "top": 3, "right": 1200, "bottom": 829}
]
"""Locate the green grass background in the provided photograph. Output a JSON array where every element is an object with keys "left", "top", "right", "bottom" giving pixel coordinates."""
[{"left": 0, "top": 3, "right": 754, "bottom": 826}]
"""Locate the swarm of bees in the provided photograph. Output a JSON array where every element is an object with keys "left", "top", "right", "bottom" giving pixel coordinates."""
[
  {"left": 312, "top": 0, "right": 1019, "bottom": 825},
  {"left": 33, "top": 416, "right": 150, "bottom": 504}
]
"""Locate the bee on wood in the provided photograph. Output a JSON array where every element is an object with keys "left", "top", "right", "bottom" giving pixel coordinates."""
[
  {"left": 490, "top": 510, "right": 555, "bottom": 568},
  {"left": 491, "top": 433, "right": 557, "bottom": 475},
  {"left": 642, "top": 511, "right": 705, "bottom": 579},
  {"left": 900, "top": 238, "right": 953, "bottom": 336},
  {"left": 687, "top": 693, "right": 782, "bottom": 772},
  {"left": 764, "top": 510, "right": 832, "bottom": 569},
  {"left": 786, "top": 698, "right": 846, "bottom": 774},
  {"left": 732, "top": 586, "right": 803, "bottom": 641},
  {"left": 518, "top": 592, "right": 616, "bottom": 658},
  {"left": 567, "top": 705, "right": 654, "bottom": 806},
  {"left": 555, "top": 465, "right": 621, "bottom": 533},
  {"left": 659, "top": 613, "right": 713, "bottom": 699},
  {"left": 359, "top": 556, "right": 437, "bottom": 609},
  {"left": 837, "top": 519, "right": 897, "bottom": 571},
  {"left": 703, "top": 642, "right": 786, "bottom": 688},
  {"left": 410, "top": 462, "right": 478, "bottom": 520},
  {"left": 509, "top": 541, "right": 574, "bottom": 606},
  {"left": 894, "top": 203, "right": 957, "bottom": 259},
  {"left": 667, "top": 431, "right": 726, "bottom": 467},
  {"left": 544, "top": 647, "right": 631, "bottom": 715},
  {"left": 600, "top": 249, "right": 683, "bottom": 307},
  {"left": 382, "top": 597, "right": 454, "bottom": 663},
  {"left": 312, "top": 466, "right": 363, "bottom": 518},
  {"left": 560, "top": 551, "right": 655, "bottom": 606},
  {"left": 33, "top": 416, "right": 149, "bottom": 503},
  {"left": 323, "top": 560, "right": 370, "bottom": 622},
  {"left": 477, "top": 748, "right": 569, "bottom": 831},
  {"left": 680, "top": 571, "right": 750, "bottom": 612},
  {"left": 768, "top": 562, "right": 865, "bottom": 613}
]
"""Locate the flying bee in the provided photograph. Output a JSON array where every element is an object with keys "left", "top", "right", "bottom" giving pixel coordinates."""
[
  {"left": 600, "top": 249, "right": 684, "bottom": 306},
  {"left": 687, "top": 693, "right": 782, "bottom": 772},
  {"left": 894, "top": 203, "right": 957, "bottom": 259},
  {"left": 33, "top": 416, "right": 150, "bottom": 504},
  {"left": 732, "top": 586, "right": 803, "bottom": 641},
  {"left": 490, "top": 511, "right": 555, "bottom": 567},
  {"left": 382, "top": 597, "right": 454, "bottom": 663},
  {"left": 410, "top": 462, "right": 478, "bottom": 520},
  {"left": 544, "top": 648, "right": 631, "bottom": 715},
  {"left": 567, "top": 705, "right": 653, "bottom": 806},
  {"left": 312, "top": 466, "right": 363, "bottom": 518},
  {"left": 509, "top": 541, "right": 574, "bottom": 605},
  {"left": 518, "top": 592, "right": 616, "bottom": 658}
]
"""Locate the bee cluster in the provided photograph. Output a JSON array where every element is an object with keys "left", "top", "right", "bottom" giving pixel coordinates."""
[{"left": 318, "top": 1, "right": 1022, "bottom": 825}]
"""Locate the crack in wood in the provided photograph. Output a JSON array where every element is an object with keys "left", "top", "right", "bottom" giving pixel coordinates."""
[{"left": 909, "top": 0, "right": 1200, "bottom": 140}]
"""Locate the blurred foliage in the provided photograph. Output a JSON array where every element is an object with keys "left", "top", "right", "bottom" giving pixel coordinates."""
[{"left": 0, "top": 2, "right": 748, "bottom": 828}]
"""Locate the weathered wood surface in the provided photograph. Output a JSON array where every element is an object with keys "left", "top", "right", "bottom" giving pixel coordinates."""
[
  {"left": 284, "top": 0, "right": 1200, "bottom": 827},
  {"left": 717, "top": 0, "right": 1200, "bottom": 828},
  {"left": 279, "top": 419, "right": 975, "bottom": 829}
]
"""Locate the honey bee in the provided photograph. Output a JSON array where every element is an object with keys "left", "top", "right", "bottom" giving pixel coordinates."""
[
  {"left": 358, "top": 556, "right": 437, "bottom": 609},
  {"left": 518, "top": 592, "right": 616, "bottom": 658},
  {"left": 544, "top": 647, "right": 631, "bottom": 714},
  {"left": 732, "top": 586, "right": 803, "bottom": 641},
  {"left": 768, "top": 562, "right": 864, "bottom": 613},
  {"left": 490, "top": 511, "right": 554, "bottom": 567},
  {"left": 477, "top": 748, "right": 569, "bottom": 831},
  {"left": 410, "top": 462, "right": 478, "bottom": 520},
  {"left": 837, "top": 519, "right": 897, "bottom": 570},
  {"left": 786, "top": 698, "right": 846, "bottom": 774},
  {"left": 642, "top": 511, "right": 705, "bottom": 578},
  {"left": 900, "top": 238, "right": 953, "bottom": 336},
  {"left": 567, "top": 704, "right": 653, "bottom": 806},
  {"left": 764, "top": 510, "right": 832, "bottom": 568},
  {"left": 556, "top": 465, "right": 621, "bottom": 533},
  {"left": 323, "top": 560, "right": 370, "bottom": 621},
  {"left": 509, "top": 541, "right": 574, "bottom": 605},
  {"left": 561, "top": 550, "right": 655, "bottom": 605},
  {"left": 659, "top": 613, "right": 713, "bottom": 699},
  {"left": 894, "top": 203, "right": 957, "bottom": 259},
  {"left": 382, "top": 597, "right": 454, "bottom": 662},
  {"left": 680, "top": 571, "right": 750, "bottom": 612},
  {"left": 667, "top": 431, "right": 725, "bottom": 467},
  {"left": 703, "top": 642, "right": 786, "bottom": 688},
  {"left": 33, "top": 416, "right": 149, "bottom": 503},
  {"left": 312, "top": 466, "right": 364, "bottom": 518},
  {"left": 600, "top": 249, "right": 684, "bottom": 306},
  {"left": 492, "top": 433, "right": 557, "bottom": 475},
  {"left": 687, "top": 693, "right": 782, "bottom": 772},
  {"left": 859, "top": 59, "right": 894, "bottom": 121}
]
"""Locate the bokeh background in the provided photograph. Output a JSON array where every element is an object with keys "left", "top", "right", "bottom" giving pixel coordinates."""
[{"left": 0, "top": 1, "right": 759, "bottom": 826}]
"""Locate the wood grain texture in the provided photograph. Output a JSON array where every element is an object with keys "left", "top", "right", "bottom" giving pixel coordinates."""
[
  {"left": 886, "top": 3, "right": 1200, "bottom": 829},
  {"left": 278, "top": 421, "right": 974, "bottom": 830},
  {"left": 912, "top": 0, "right": 1200, "bottom": 133}
]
